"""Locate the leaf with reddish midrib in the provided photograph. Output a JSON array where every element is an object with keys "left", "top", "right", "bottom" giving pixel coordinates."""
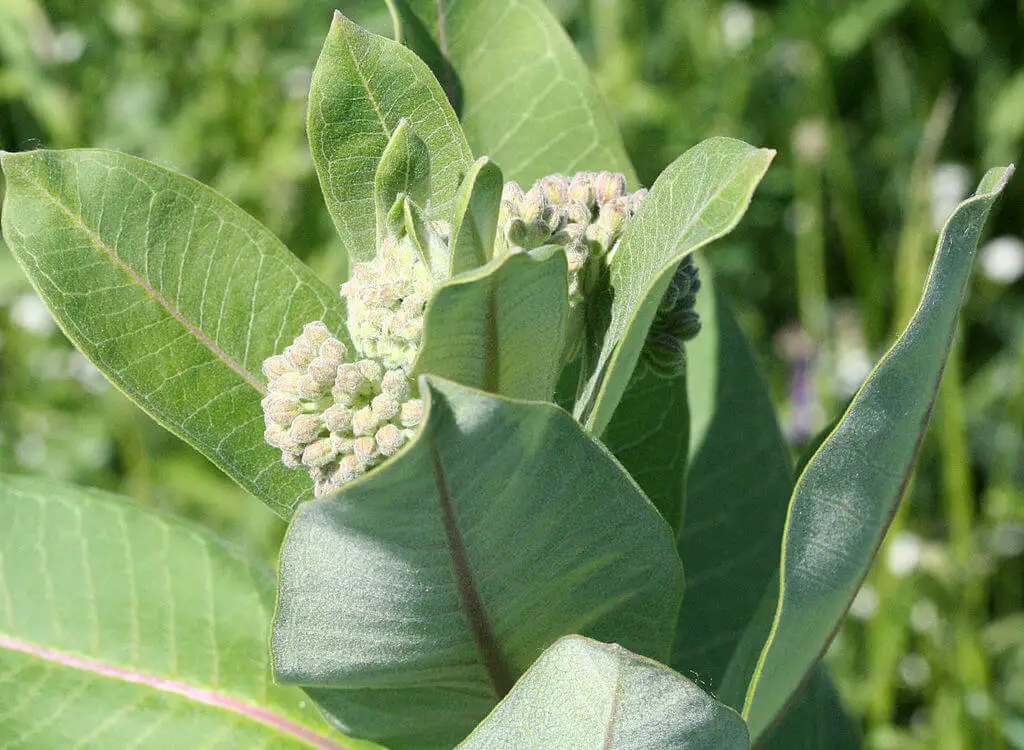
[{"left": 0, "top": 473, "right": 377, "bottom": 750}]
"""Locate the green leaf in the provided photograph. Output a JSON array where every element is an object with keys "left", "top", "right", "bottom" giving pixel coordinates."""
[
  {"left": 457, "top": 636, "right": 750, "bottom": 749},
  {"left": 375, "top": 118, "right": 432, "bottom": 242},
  {"left": 272, "top": 376, "right": 683, "bottom": 750},
  {"left": 742, "top": 165, "right": 1014, "bottom": 740},
  {"left": 309, "top": 11, "right": 473, "bottom": 265},
  {"left": 757, "top": 665, "right": 862, "bottom": 750},
  {"left": 601, "top": 367, "right": 689, "bottom": 532},
  {"left": 393, "top": 0, "right": 637, "bottom": 185},
  {"left": 414, "top": 248, "right": 568, "bottom": 400},
  {"left": 0, "top": 149, "right": 344, "bottom": 518},
  {"left": 671, "top": 271, "right": 794, "bottom": 701},
  {"left": 449, "top": 157, "right": 503, "bottom": 275},
  {"left": 0, "top": 473, "right": 373, "bottom": 750},
  {"left": 575, "top": 137, "right": 774, "bottom": 435}
]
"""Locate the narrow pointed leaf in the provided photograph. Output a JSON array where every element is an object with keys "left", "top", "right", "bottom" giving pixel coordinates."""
[
  {"left": 273, "top": 376, "right": 683, "bottom": 750},
  {"left": 757, "top": 665, "right": 861, "bottom": 750},
  {"left": 0, "top": 149, "right": 345, "bottom": 518},
  {"left": 575, "top": 138, "right": 774, "bottom": 435},
  {"left": 671, "top": 272, "right": 793, "bottom": 700},
  {"left": 449, "top": 157, "right": 503, "bottom": 275},
  {"left": 309, "top": 11, "right": 473, "bottom": 264},
  {"left": 743, "top": 166, "right": 1014, "bottom": 739},
  {"left": 393, "top": 0, "right": 636, "bottom": 185},
  {"left": 414, "top": 248, "right": 568, "bottom": 400},
  {"left": 457, "top": 636, "right": 750, "bottom": 750},
  {"left": 375, "top": 118, "right": 431, "bottom": 242},
  {"left": 0, "top": 474, "right": 372, "bottom": 750}
]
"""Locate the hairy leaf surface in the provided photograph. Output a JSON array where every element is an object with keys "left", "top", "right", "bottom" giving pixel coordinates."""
[
  {"left": 273, "top": 377, "right": 683, "bottom": 749},
  {"left": 309, "top": 11, "right": 473, "bottom": 265},
  {"left": 575, "top": 138, "right": 774, "bottom": 435},
  {"left": 742, "top": 166, "right": 1014, "bottom": 739},
  {"left": 0, "top": 474, "right": 371, "bottom": 750},
  {"left": 414, "top": 247, "right": 567, "bottom": 400},
  {"left": 393, "top": 0, "right": 636, "bottom": 185},
  {"left": 0, "top": 149, "right": 344, "bottom": 517},
  {"left": 457, "top": 636, "right": 750, "bottom": 749}
]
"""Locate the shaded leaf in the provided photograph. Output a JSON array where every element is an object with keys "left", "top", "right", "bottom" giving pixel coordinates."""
[
  {"left": 575, "top": 138, "right": 774, "bottom": 435},
  {"left": 457, "top": 636, "right": 750, "bottom": 750},
  {"left": 308, "top": 11, "right": 473, "bottom": 265},
  {"left": 0, "top": 149, "right": 343, "bottom": 517},
  {"left": 0, "top": 473, "right": 372, "bottom": 750},
  {"left": 742, "top": 166, "right": 1014, "bottom": 739},
  {"left": 756, "top": 665, "right": 861, "bottom": 750},
  {"left": 671, "top": 271, "right": 793, "bottom": 700},
  {"left": 273, "top": 376, "right": 683, "bottom": 749},
  {"left": 394, "top": 0, "right": 636, "bottom": 185},
  {"left": 414, "top": 247, "right": 568, "bottom": 400},
  {"left": 449, "top": 156, "right": 503, "bottom": 275}
]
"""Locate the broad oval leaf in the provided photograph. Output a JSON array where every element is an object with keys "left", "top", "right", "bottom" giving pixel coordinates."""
[
  {"left": 413, "top": 247, "right": 568, "bottom": 400},
  {"left": 392, "top": 0, "right": 636, "bottom": 185},
  {"left": 742, "top": 166, "right": 1014, "bottom": 739},
  {"left": 309, "top": 11, "right": 473, "bottom": 265},
  {"left": 575, "top": 137, "right": 774, "bottom": 435},
  {"left": 0, "top": 473, "right": 373, "bottom": 750},
  {"left": 0, "top": 149, "right": 345, "bottom": 518},
  {"left": 757, "top": 665, "right": 862, "bottom": 750},
  {"left": 671, "top": 271, "right": 794, "bottom": 700},
  {"left": 375, "top": 118, "right": 432, "bottom": 242},
  {"left": 272, "top": 376, "right": 683, "bottom": 750},
  {"left": 457, "top": 636, "right": 750, "bottom": 750}
]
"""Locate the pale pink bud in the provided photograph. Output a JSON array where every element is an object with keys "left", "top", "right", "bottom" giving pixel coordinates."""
[
  {"left": 302, "top": 321, "right": 331, "bottom": 348},
  {"left": 375, "top": 424, "right": 405, "bottom": 456},
  {"left": 289, "top": 413, "right": 323, "bottom": 444},
  {"left": 400, "top": 399, "right": 424, "bottom": 428},
  {"left": 323, "top": 404, "right": 353, "bottom": 433}
]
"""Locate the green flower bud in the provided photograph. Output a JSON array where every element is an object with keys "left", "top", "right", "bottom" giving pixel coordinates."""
[
  {"left": 568, "top": 172, "right": 596, "bottom": 207},
  {"left": 640, "top": 255, "right": 703, "bottom": 378},
  {"left": 595, "top": 171, "right": 627, "bottom": 203}
]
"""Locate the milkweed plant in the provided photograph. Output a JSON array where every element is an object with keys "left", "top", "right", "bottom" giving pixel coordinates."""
[{"left": 0, "top": 3, "right": 1012, "bottom": 749}]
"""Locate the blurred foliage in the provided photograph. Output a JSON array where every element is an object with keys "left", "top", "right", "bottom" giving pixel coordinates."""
[{"left": 1, "top": 0, "right": 1022, "bottom": 747}]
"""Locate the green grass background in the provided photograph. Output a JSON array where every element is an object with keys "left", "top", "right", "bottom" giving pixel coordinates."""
[{"left": 1, "top": 0, "right": 1021, "bottom": 747}]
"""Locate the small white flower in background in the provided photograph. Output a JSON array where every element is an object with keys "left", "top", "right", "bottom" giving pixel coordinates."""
[
  {"left": 930, "top": 162, "right": 971, "bottom": 231},
  {"left": 909, "top": 599, "right": 939, "bottom": 634},
  {"left": 849, "top": 583, "right": 879, "bottom": 620},
  {"left": 898, "top": 653, "right": 931, "bottom": 688},
  {"left": 792, "top": 119, "right": 828, "bottom": 166},
  {"left": 965, "top": 690, "right": 992, "bottom": 719},
  {"left": 721, "top": 1, "right": 755, "bottom": 53},
  {"left": 886, "top": 531, "right": 922, "bottom": 577},
  {"left": 979, "top": 235, "right": 1024, "bottom": 284},
  {"left": 11, "top": 294, "right": 57, "bottom": 336},
  {"left": 52, "top": 29, "right": 86, "bottom": 63}
]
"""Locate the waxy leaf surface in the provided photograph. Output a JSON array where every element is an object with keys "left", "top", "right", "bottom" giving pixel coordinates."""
[
  {"left": 414, "top": 248, "right": 568, "bottom": 401},
  {"left": 457, "top": 636, "right": 750, "bottom": 750},
  {"left": 309, "top": 12, "right": 472, "bottom": 265},
  {"left": 742, "top": 166, "right": 1014, "bottom": 739},
  {"left": 273, "top": 377, "right": 683, "bottom": 750},
  {"left": 394, "top": 0, "right": 636, "bottom": 185},
  {"left": 0, "top": 149, "right": 345, "bottom": 517},
  {"left": 575, "top": 138, "right": 773, "bottom": 435},
  {"left": 757, "top": 665, "right": 861, "bottom": 750},
  {"left": 0, "top": 474, "right": 371, "bottom": 750},
  {"left": 671, "top": 273, "right": 793, "bottom": 700}
]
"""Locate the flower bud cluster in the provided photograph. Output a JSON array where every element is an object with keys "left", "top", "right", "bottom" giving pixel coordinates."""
[
  {"left": 261, "top": 321, "right": 424, "bottom": 498},
  {"left": 641, "top": 255, "right": 702, "bottom": 379},
  {"left": 340, "top": 236, "right": 433, "bottom": 371},
  {"left": 497, "top": 171, "right": 647, "bottom": 301}
]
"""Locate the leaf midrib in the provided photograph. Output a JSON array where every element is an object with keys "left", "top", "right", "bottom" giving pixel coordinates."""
[
  {"left": 19, "top": 167, "right": 265, "bottom": 395},
  {"left": 0, "top": 633, "right": 347, "bottom": 750}
]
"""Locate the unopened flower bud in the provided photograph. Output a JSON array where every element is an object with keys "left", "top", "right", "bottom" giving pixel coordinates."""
[
  {"left": 308, "top": 357, "right": 337, "bottom": 388},
  {"left": 323, "top": 404, "right": 352, "bottom": 433},
  {"left": 568, "top": 172, "right": 596, "bottom": 207},
  {"left": 400, "top": 398, "right": 424, "bottom": 428},
  {"left": 519, "top": 189, "right": 547, "bottom": 225},
  {"left": 296, "top": 374, "right": 326, "bottom": 400},
  {"left": 357, "top": 359, "right": 384, "bottom": 384},
  {"left": 538, "top": 174, "right": 569, "bottom": 204},
  {"left": 371, "top": 393, "right": 400, "bottom": 421},
  {"left": 375, "top": 424, "right": 405, "bottom": 456},
  {"left": 597, "top": 198, "right": 630, "bottom": 234},
  {"left": 302, "top": 437, "right": 338, "bottom": 468},
  {"left": 596, "top": 171, "right": 627, "bottom": 203},
  {"left": 381, "top": 369, "right": 411, "bottom": 400},
  {"left": 302, "top": 321, "right": 331, "bottom": 349},
  {"left": 282, "top": 451, "right": 302, "bottom": 469},
  {"left": 262, "top": 393, "right": 301, "bottom": 426},
  {"left": 289, "top": 413, "right": 323, "bottom": 443},
  {"left": 334, "top": 363, "right": 364, "bottom": 396},
  {"left": 263, "top": 355, "right": 291, "bottom": 382},
  {"left": 352, "top": 406, "right": 378, "bottom": 437},
  {"left": 319, "top": 338, "right": 347, "bottom": 365},
  {"left": 506, "top": 218, "right": 529, "bottom": 247},
  {"left": 285, "top": 342, "right": 315, "bottom": 369},
  {"left": 335, "top": 454, "right": 365, "bottom": 483},
  {"left": 565, "top": 200, "right": 591, "bottom": 225},
  {"left": 353, "top": 436, "right": 379, "bottom": 465},
  {"left": 502, "top": 181, "right": 525, "bottom": 204}
]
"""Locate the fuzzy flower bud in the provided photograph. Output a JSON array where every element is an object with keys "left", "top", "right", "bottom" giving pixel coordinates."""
[{"left": 641, "top": 255, "right": 703, "bottom": 378}]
